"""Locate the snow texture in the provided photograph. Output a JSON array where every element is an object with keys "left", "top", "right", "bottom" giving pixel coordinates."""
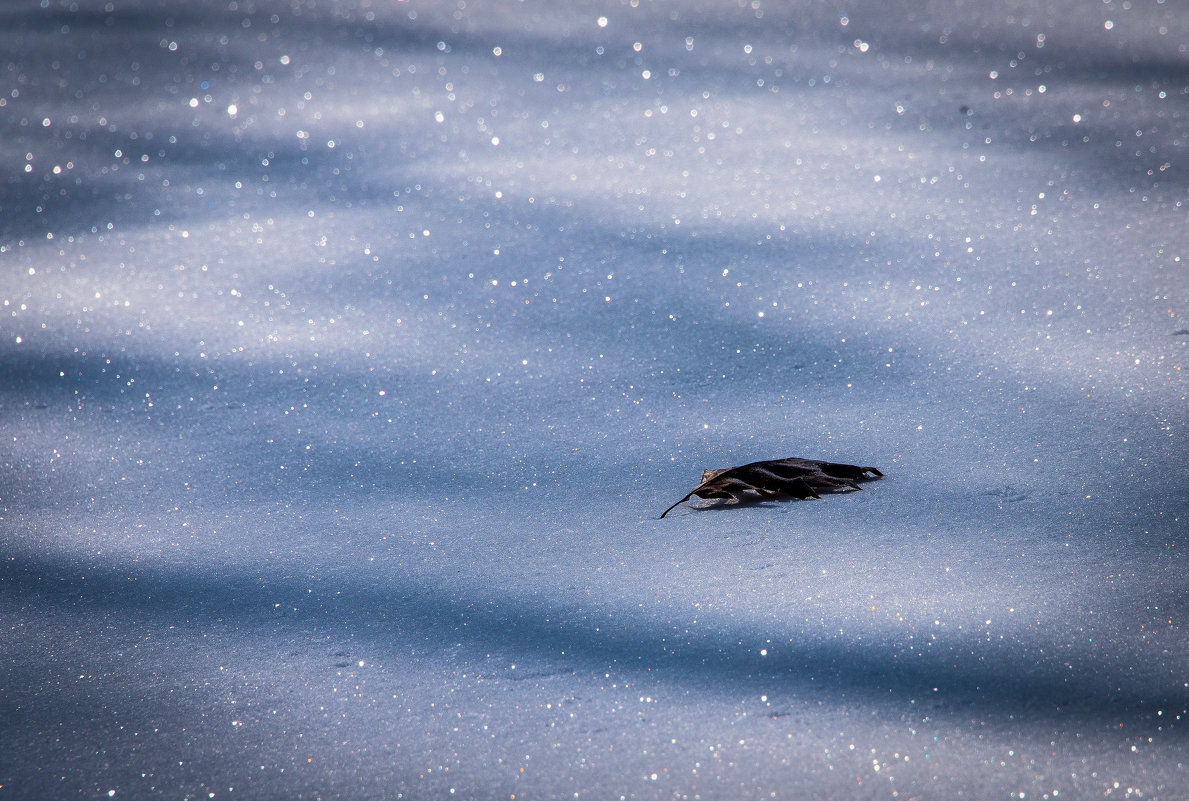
[{"left": 2, "top": 0, "right": 1186, "bottom": 798}]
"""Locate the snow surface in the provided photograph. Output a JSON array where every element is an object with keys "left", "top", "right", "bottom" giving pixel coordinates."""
[{"left": 1, "top": 0, "right": 1186, "bottom": 798}]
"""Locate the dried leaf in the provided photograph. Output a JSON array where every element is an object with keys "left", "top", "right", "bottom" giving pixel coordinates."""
[{"left": 660, "top": 457, "right": 883, "bottom": 518}]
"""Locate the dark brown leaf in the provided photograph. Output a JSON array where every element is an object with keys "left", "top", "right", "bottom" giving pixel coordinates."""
[{"left": 660, "top": 457, "right": 883, "bottom": 518}]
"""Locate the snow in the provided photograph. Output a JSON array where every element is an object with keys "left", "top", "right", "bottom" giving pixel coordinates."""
[{"left": 1, "top": 0, "right": 1186, "bottom": 798}]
